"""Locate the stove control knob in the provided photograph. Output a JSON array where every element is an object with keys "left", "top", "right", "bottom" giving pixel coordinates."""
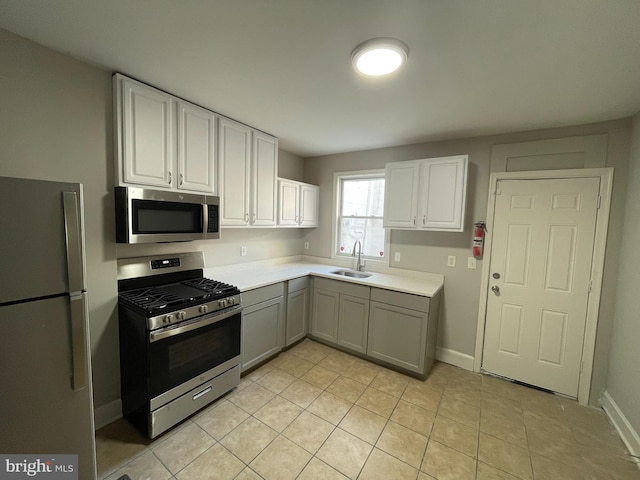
[
  {"left": 199, "top": 305, "right": 208, "bottom": 314},
  {"left": 176, "top": 311, "right": 186, "bottom": 321},
  {"left": 218, "top": 299, "right": 227, "bottom": 308},
  {"left": 165, "top": 314, "right": 174, "bottom": 324},
  {"left": 228, "top": 297, "right": 235, "bottom": 305}
]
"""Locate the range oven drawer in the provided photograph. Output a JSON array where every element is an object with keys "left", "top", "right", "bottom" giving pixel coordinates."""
[{"left": 149, "top": 364, "right": 240, "bottom": 438}]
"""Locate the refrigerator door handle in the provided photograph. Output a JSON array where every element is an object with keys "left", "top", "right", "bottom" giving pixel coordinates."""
[
  {"left": 69, "top": 294, "right": 88, "bottom": 391},
  {"left": 62, "top": 191, "right": 86, "bottom": 293}
]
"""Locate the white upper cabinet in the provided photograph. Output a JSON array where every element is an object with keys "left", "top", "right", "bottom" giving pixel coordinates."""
[
  {"left": 277, "top": 179, "right": 319, "bottom": 228},
  {"left": 118, "top": 76, "right": 175, "bottom": 188},
  {"left": 299, "top": 183, "right": 319, "bottom": 227},
  {"left": 384, "top": 155, "right": 468, "bottom": 232},
  {"left": 114, "top": 74, "right": 217, "bottom": 194},
  {"left": 252, "top": 132, "right": 278, "bottom": 226},
  {"left": 176, "top": 101, "right": 216, "bottom": 194},
  {"left": 218, "top": 118, "right": 278, "bottom": 227},
  {"left": 420, "top": 156, "right": 467, "bottom": 230},
  {"left": 278, "top": 179, "right": 299, "bottom": 227},
  {"left": 383, "top": 161, "right": 421, "bottom": 228}
]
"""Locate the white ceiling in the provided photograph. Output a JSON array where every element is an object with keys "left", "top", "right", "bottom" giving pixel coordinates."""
[{"left": 1, "top": 0, "right": 640, "bottom": 157}]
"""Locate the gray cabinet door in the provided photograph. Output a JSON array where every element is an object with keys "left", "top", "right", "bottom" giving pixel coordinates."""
[
  {"left": 286, "top": 287, "right": 308, "bottom": 346},
  {"left": 337, "top": 294, "right": 369, "bottom": 354},
  {"left": 367, "top": 301, "right": 428, "bottom": 374},
  {"left": 242, "top": 296, "right": 284, "bottom": 371},
  {"left": 311, "top": 288, "right": 339, "bottom": 343}
]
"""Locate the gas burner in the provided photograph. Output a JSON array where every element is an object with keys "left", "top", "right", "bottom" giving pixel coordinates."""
[
  {"left": 182, "top": 278, "right": 240, "bottom": 297},
  {"left": 119, "top": 288, "right": 183, "bottom": 313}
]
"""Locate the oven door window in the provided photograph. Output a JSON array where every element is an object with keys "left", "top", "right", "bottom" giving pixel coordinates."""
[
  {"left": 148, "top": 313, "right": 240, "bottom": 399},
  {"left": 132, "top": 199, "right": 203, "bottom": 234}
]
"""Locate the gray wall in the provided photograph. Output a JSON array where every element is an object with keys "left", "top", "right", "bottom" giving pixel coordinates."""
[
  {"left": 303, "top": 119, "right": 631, "bottom": 404},
  {"left": 606, "top": 112, "right": 640, "bottom": 432}
]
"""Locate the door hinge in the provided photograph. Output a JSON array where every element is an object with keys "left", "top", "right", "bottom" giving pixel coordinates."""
[
  {"left": 597, "top": 195, "right": 602, "bottom": 209},
  {"left": 495, "top": 185, "right": 502, "bottom": 195},
  {"left": 588, "top": 280, "right": 593, "bottom": 293}
]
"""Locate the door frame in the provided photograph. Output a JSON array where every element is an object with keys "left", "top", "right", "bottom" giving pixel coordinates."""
[{"left": 473, "top": 168, "right": 613, "bottom": 404}]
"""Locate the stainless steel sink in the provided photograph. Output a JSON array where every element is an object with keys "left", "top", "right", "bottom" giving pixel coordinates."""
[{"left": 330, "top": 269, "right": 372, "bottom": 279}]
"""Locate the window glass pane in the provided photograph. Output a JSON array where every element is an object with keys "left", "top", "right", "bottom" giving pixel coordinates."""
[
  {"left": 337, "top": 174, "right": 386, "bottom": 261},
  {"left": 338, "top": 218, "right": 385, "bottom": 259},
  {"left": 341, "top": 179, "right": 385, "bottom": 217}
]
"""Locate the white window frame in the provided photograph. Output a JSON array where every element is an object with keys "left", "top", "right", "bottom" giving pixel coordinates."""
[{"left": 332, "top": 170, "right": 389, "bottom": 266}]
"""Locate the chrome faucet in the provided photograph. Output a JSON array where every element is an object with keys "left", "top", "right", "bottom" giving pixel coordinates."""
[{"left": 352, "top": 240, "right": 366, "bottom": 272}]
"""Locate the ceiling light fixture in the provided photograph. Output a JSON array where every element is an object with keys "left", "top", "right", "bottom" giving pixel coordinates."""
[{"left": 351, "top": 37, "right": 409, "bottom": 76}]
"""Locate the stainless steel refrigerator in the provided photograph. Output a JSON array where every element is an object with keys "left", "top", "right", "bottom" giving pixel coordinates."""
[{"left": 0, "top": 176, "right": 97, "bottom": 479}]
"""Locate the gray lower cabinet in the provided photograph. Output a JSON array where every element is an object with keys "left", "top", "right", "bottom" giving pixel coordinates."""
[
  {"left": 241, "top": 283, "right": 285, "bottom": 372},
  {"left": 367, "top": 288, "right": 440, "bottom": 375},
  {"left": 285, "top": 277, "right": 309, "bottom": 346},
  {"left": 311, "top": 277, "right": 370, "bottom": 354},
  {"left": 310, "top": 286, "right": 339, "bottom": 343}
]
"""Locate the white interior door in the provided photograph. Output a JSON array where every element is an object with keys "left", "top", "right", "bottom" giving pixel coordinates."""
[{"left": 482, "top": 177, "right": 600, "bottom": 397}]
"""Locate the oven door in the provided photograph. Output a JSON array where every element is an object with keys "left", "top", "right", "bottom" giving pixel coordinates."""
[{"left": 147, "top": 306, "right": 241, "bottom": 406}]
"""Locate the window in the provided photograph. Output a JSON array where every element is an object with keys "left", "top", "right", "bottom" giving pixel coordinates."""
[{"left": 335, "top": 171, "right": 386, "bottom": 261}]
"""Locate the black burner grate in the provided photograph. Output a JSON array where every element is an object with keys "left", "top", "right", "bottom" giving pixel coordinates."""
[
  {"left": 182, "top": 278, "right": 240, "bottom": 297},
  {"left": 118, "top": 287, "right": 184, "bottom": 313}
]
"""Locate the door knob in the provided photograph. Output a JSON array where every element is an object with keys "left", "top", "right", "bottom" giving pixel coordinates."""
[{"left": 491, "top": 285, "right": 500, "bottom": 295}]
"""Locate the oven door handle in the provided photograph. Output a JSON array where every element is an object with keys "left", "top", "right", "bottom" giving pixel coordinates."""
[{"left": 149, "top": 305, "right": 243, "bottom": 343}]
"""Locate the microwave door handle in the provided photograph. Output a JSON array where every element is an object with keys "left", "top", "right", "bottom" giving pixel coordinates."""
[
  {"left": 202, "top": 204, "right": 208, "bottom": 233},
  {"left": 63, "top": 191, "right": 86, "bottom": 293}
]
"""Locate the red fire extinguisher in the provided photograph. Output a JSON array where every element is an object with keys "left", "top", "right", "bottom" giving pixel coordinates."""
[{"left": 473, "top": 221, "right": 486, "bottom": 259}]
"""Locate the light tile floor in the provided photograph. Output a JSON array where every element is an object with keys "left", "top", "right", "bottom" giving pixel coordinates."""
[{"left": 96, "top": 339, "right": 640, "bottom": 480}]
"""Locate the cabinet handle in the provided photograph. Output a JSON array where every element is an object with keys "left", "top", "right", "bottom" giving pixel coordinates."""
[
  {"left": 299, "top": 216, "right": 303, "bottom": 225},
  {"left": 168, "top": 171, "right": 172, "bottom": 184},
  {"left": 422, "top": 215, "right": 426, "bottom": 225},
  {"left": 179, "top": 173, "right": 184, "bottom": 186},
  {"left": 244, "top": 213, "right": 249, "bottom": 223},
  {"left": 252, "top": 213, "right": 256, "bottom": 223},
  {"left": 413, "top": 216, "right": 416, "bottom": 225}
]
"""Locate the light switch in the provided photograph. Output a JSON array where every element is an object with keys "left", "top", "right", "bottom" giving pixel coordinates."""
[
  {"left": 447, "top": 255, "right": 456, "bottom": 267},
  {"left": 467, "top": 257, "right": 477, "bottom": 269},
  {"left": 241, "top": 246, "right": 247, "bottom": 256},
  {"left": 394, "top": 252, "right": 401, "bottom": 262},
  {"left": 304, "top": 241, "right": 309, "bottom": 250}
]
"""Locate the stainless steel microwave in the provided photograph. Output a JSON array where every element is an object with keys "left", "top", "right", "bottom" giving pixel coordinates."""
[{"left": 115, "top": 186, "right": 219, "bottom": 244}]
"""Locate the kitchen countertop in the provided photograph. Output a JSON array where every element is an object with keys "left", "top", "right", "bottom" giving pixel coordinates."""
[{"left": 204, "top": 257, "right": 444, "bottom": 297}]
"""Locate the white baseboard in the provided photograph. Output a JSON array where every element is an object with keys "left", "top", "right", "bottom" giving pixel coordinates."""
[
  {"left": 436, "top": 347, "right": 475, "bottom": 371},
  {"left": 94, "top": 398, "right": 122, "bottom": 430},
  {"left": 601, "top": 390, "right": 640, "bottom": 459}
]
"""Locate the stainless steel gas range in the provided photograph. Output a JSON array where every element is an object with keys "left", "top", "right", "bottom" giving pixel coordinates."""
[{"left": 117, "top": 252, "right": 241, "bottom": 438}]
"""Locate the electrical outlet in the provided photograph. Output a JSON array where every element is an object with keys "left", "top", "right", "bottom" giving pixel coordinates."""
[
  {"left": 447, "top": 255, "right": 456, "bottom": 267},
  {"left": 304, "top": 241, "right": 309, "bottom": 250},
  {"left": 394, "top": 252, "right": 401, "bottom": 262},
  {"left": 241, "top": 246, "right": 247, "bottom": 257},
  {"left": 467, "top": 257, "right": 477, "bottom": 269}
]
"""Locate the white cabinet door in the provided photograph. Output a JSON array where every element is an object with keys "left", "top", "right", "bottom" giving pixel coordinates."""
[
  {"left": 420, "top": 155, "right": 467, "bottom": 231},
  {"left": 278, "top": 179, "right": 299, "bottom": 226},
  {"left": 337, "top": 294, "right": 369, "bottom": 354},
  {"left": 299, "top": 184, "right": 319, "bottom": 227},
  {"left": 120, "top": 77, "right": 174, "bottom": 188},
  {"left": 383, "top": 161, "right": 420, "bottom": 228},
  {"left": 177, "top": 101, "right": 216, "bottom": 194},
  {"left": 218, "top": 118, "right": 251, "bottom": 226},
  {"left": 252, "top": 132, "right": 278, "bottom": 226}
]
